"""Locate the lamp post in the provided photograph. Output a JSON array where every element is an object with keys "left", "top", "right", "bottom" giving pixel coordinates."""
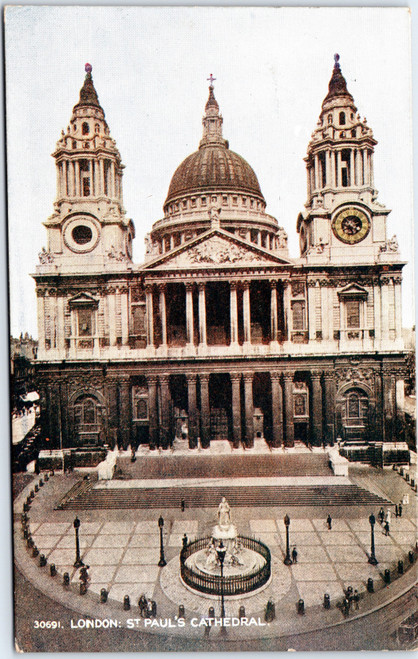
[
  {"left": 368, "top": 513, "right": 378, "bottom": 565},
  {"left": 284, "top": 514, "right": 292, "bottom": 565},
  {"left": 158, "top": 516, "right": 167, "bottom": 567},
  {"left": 73, "top": 516, "right": 84, "bottom": 568},
  {"left": 216, "top": 540, "right": 227, "bottom": 630}
]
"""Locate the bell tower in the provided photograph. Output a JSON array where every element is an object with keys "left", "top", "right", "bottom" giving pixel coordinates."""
[
  {"left": 42, "top": 64, "right": 135, "bottom": 270},
  {"left": 297, "top": 54, "right": 399, "bottom": 265}
]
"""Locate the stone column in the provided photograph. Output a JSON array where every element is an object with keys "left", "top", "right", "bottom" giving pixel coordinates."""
[
  {"left": 187, "top": 374, "right": 198, "bottom": 449},
  {"left": 323, "top": 373, "right": 336, "bottom": 446},
  {"left": 36, "top": 291, "right": 46, "bottom": 354},
  {"left": 119, "top": 378, "right": 131, "bottom": 450},
  {"left": 99, "top": 159, "right": 104, "bottom": 195},
  {"left": 380, "top": 279, "right": 390, "bottom": 344},
  {"left": 362, "top": 149, "right": 368, "bottom": 186},
  {"left": 270, "top": 281, "right": 278, "bottom": 343},
  {"left": 147, "top": 375, "right": 158, "bottom": 450},
  {"left": 331, "top": 151, "right": 336, "bottom": 187},
  {"left": 159, "top": 374, "right": 170, "bottom": 449},
  {"left": 394, "top": 277, "right": 402, "bottom": 342},
  {"left": 198, "top": 283, "right": 207, "bottom": 346},
  {"left": 375, "top": 371, "right": 384, "bottom": 440},
  {"left": 243, "top": 373, "right": 254, "bottom": 448},
  {"left": 57, "top": 295, "right": 66, "bottom": 354},
  {"left": 120, "top": 287, "right": 129, "bottom": 346},
  {"left": 145, "top": 285, "right": 154, "bottom": 347},
  {"left": 107, "top": 289, "right": 117, "bottom": 347},
  {"left": 230, "top": 282, "right": 239, "bottom": 346},
  {"left": 199, "top": 374, "right": 210, "bottom": 448},
  {"left": 271, "top": 372, "right": 283, "bottom": 448},
  {"left": 282, "top": 282, "right": 290, "bottom": 340},
  {"left": 185, "top": 283, "right": 194, "bottom": 347},
  {"left": 311, "top": 370, "right": 323, "bottom": 446},
  {"left": 314, "top": 154, "right": 319, "bottom": 190},
  {"left": 350, "top": 148, "right": 355, "bottom": 186},
  {"left": 283, "top": 372, "right": 294, "bottom": 447},
  {"left": 75, "top": 161, "right": 80, "bottom": 197},
  {"left": 308, "top": 283, "right": 316, "bottom": 341},
  {"left": 243, "top": 281, "right": 251, "bottom": 345},
  {"left": 106, "top": 378, "right": 118, "bottom": 448},
  {"left": 231, "top": 374, "right": 242, "bottom": 448},
  {"left": 382, "top": 371, "right": 394, "bottom": 442},
  {"left": 111, "top": 162, "right": 116, "bottom": 198},
  {"left": 159, "top": 285, "right": 167, "bottom": 347},
  {"left": 325, "top": 150, "right": 331, "bottom": 186},
  {"left": 336, "top": 150, "right": 342, "bottom": 187}
]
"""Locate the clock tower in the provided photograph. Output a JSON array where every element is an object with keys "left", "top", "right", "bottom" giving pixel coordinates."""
[
  {"left": 41, "top": 64, "right": 135, "bottom": 272},
  {"left": 297, "top": 54, "right": 400, "bottom": 266}
]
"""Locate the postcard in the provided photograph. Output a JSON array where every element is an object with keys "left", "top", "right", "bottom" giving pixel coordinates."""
[{"left": 6, "top": 6, "right": 416, "bottom": 652}]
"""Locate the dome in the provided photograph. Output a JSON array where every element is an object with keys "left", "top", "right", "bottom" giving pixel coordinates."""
[
  {"left": 165, "top": 145, "right": 264, "bottom": 207},
  {"left": 163, "top": 84, "right": 265, "bottom": 211}
]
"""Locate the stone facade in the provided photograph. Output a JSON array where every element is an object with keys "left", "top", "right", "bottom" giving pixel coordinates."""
[{"left": 33, "top": 59, "right": 408, "bottom": 456}]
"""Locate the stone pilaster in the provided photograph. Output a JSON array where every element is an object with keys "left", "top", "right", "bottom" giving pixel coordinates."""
[
  {"left": 283, "top": 372, "right": 294, "bottom": 447},
  {"left": 186, "top": 373, "right": 198, "bottom": 449},
  {"left": 243, "top": 373, "right": 254, "bottom": 448},
  {"left": 185, "top": 284, "right": 194, "bottom": 347},
  {"left": 159, "top": 285, "right": 167, "bottom": 347},
  {"left": 145, "top": 285, "right": 154, "bottom": 347},
  {"left": 159, "top": 374, "right": 171, "bottom": 449},
  {"left": 147, "top": 375, "right": 158, "bottom": 450},
  {"left": 230, "top": 282, "right": 239, "bottom": 345},
  {"left": 270, "top": 281, "right": 279, "bottom": 343},
  {"left": 270, "top": 371, "right": 283, "bottom": 447},
  {"left": 199, "top": 374, "right": 210, "bottom": 449},
  {"left": 230, "top": 374, "right": 242, "bottom": 448},
  {"left": 323, "top": 372, "right": 336, "bottom": 446},
  {"left": 118, "top": 378, "right": 131, "bottom": 450},
  {"left": 311, "top": 370, "right": 323, "bottom": 446},
  {"left": 198, "top": 283, "right": 207, "bottom": 346},
  {"left": 243, "top": 281, "right": 251, "bottom": 345}
]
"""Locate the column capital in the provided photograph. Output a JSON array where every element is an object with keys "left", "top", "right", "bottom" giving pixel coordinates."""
[
  {"left": 146, "top": 375, "right": 158, "bottom": 386},
  {"left": 185, "top": 282, "right": 194, "bottom": 292},
  {"left": 243, "top": 372, "right": 253, "bottom": 383},
  {"left": 230, "top": 373, "right": 242, "bottom": 384},
  {"left": 310, "top": 370, "right": 323, "bottom": 381},
  {"left": 322, "top": 371, "right": 335, "bottom": 382},
  {"left": 199, "top": 373, "right": 210, "bottom": 385},
  {"left": 158, "top": 283, "right": 167, "bottom": 293},
  {"left": 282, "top": 371, "right": 294, "bottom": 382},
  {"left": 269, "top": 279, "right": 277, "bottom": 289},
  {"left": 144, "top": 284, "right": 153, "bottom": 295},
  {"left": 230, "top": 281, "right": 238, "bottom": 291},
  {"left": 270, "top": 371, "right": 282, "bottom": 382},
  {"left": 242, "top": 280, "right": 251, "bottom": 290},
  {"left": 185, "top": 373, "right": 197, "bottom": 383},
  {"left": 159, "top": 374, "right": 170, "bottom": 386},
  {"left": 197, "top": 282, "right": 206, "bottom": 291}
]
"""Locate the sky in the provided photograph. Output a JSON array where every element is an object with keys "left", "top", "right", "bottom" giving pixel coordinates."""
[{"left": 5, "top": 6, "right": 414, "bottom": 337}]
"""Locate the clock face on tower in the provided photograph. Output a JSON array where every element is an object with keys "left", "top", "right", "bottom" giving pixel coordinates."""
[{"left": 332, "top": 208, "right": 370, "bottom": 244}]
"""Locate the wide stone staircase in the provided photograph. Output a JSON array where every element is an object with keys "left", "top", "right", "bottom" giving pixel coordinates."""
[{"left": 57, "top": 482, "right": 391, "bottom": 511}]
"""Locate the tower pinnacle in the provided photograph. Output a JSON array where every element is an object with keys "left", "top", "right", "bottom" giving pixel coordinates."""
[
  {"left": 74, "top": 62, "right": 101, "bottom": 111},
  {"left": 200, "top": 76, "right": 226, "bottom": 148}
]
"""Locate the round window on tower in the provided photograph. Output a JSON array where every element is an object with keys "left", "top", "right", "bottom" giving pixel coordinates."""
[
  {"left": 63, "top": 216, "right": 100, "bottom": 253},
  {"left": 72, "top": 225, "right": 93, "bottom": 245}
]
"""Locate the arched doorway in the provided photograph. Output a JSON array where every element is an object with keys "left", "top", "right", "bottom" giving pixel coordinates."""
[
  {"left": 341, "top": 387, "right": 369, "bottom": 440},
  {"left": 73, "top": 394, "right": 104, "bottom": 445}
]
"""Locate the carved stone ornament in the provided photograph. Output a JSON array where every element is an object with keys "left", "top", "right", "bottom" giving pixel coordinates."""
[
  {"left": 107, "top": 245, "right": 128, "bottom": 262},
  {"left": 165, "top": 235, "right": 275, "bottom": 267},
  {"left": 38, "top": 247, "right": 54, "bottom": 264},
  {"left": 291, "top": 281, "right": 305, "bottom": 297},
  {"left": 335, "top": 367, "right": 374, "bottom": 384},
  {"left": 379, "top": 235, "right": 399, "bottom": 254}
]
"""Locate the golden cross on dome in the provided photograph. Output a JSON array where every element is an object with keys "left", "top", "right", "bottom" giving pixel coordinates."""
[{"left": 207, "top": 73, "right": 216, "bottom": 86}]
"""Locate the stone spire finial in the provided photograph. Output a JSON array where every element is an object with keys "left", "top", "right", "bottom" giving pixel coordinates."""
[
  {"left": 200, "top": 75, "right": 227, "bottom": 148},
  {"left": 322, "top": 53, "right": 354, "bottom": 107},
  {"left": 73, "top": 62, "right": 102, "bottom": 110}
]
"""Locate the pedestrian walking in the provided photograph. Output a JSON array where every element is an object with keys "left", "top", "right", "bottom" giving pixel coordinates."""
[
  {"left": 395, "top": 503, "right": 399, "bottom": 518},
  {"left": 398, "top": 502, "right": 403, "bottom": 517},
  {"left": 385, "top": 509, "right": 391, "bottom": 525},
  {"left": 343, "top": 597, "right": 350, "bottom": 617},
  {"left": 138, "top": 594, "right": 147, "bottom": 616},
  {"left": 384, "top": 520, "right": 390, "bottom": 536},
  {"left": 291, "top": 546, "right": 298, "bottom": 563},
  {"left": 326, "top": 514, "right": 332, "bottom": 530},
  {"left": 353, "top": 590, "right": 360, "bottom": 610},
  {"left": 182, "top": 533, "right": 188, "bottom": 548},
  {"left": 378, "top": 507, "right": 385, "bottom": 524}
]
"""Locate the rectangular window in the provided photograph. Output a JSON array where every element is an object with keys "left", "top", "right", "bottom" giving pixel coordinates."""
[
  {"left": 292, "top": 301, "right": 305, "bottom": 330},
  {"left": 346, "top": 300, "right": 360, "bottom": 328},
  {"left": 78, "top": 308, "right": 94, "bottom": 336},
  {"left": 82, "top": 176, "right": 90, "bottom": 196}
]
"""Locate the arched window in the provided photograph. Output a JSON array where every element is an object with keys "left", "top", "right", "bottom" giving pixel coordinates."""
[
  {"left": 328, "top": 114, "right": 332, "bottom": 124},
  {"left": 74, "top": 396, "right": 99, "bottom": 426},
  {"left": 95, "top": 124, "right": 100, "bottom": 134},
  {"left": 136, "top": 399, "right": 148, "bottom": 420},
  {"left": 82, "top": 122, "right": 90, "bottom": 135},
  {"left": 339, "top": 112, "right": 346, "bottom": 125}
]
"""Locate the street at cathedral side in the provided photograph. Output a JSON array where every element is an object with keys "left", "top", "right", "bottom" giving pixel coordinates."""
[{"left": 33, "top": 56, "right": 409, "bottom": 465}]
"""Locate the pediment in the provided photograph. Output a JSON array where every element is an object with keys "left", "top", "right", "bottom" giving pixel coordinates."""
[
  {"left": 143, "top": 230, "right": 293, "bottom": 271},
  {"left": 337, "top": 283, "right": 368, "bottom": 299},
  {"left": 68, "top": 292, "right": 99, "bottom": 306}
]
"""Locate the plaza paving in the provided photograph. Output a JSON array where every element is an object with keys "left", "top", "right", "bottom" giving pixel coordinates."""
[{"left": 13, "top": 463, "right": 417, "bottom": 643}]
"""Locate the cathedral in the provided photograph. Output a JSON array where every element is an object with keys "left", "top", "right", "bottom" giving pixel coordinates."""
[{"left": 33, "top": 56, "right": 408, "bottom": 463}]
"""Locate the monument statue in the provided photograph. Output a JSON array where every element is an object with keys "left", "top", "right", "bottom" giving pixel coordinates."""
[{"left": 217, "top": 497, "right": 231, "bottom": 528}]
